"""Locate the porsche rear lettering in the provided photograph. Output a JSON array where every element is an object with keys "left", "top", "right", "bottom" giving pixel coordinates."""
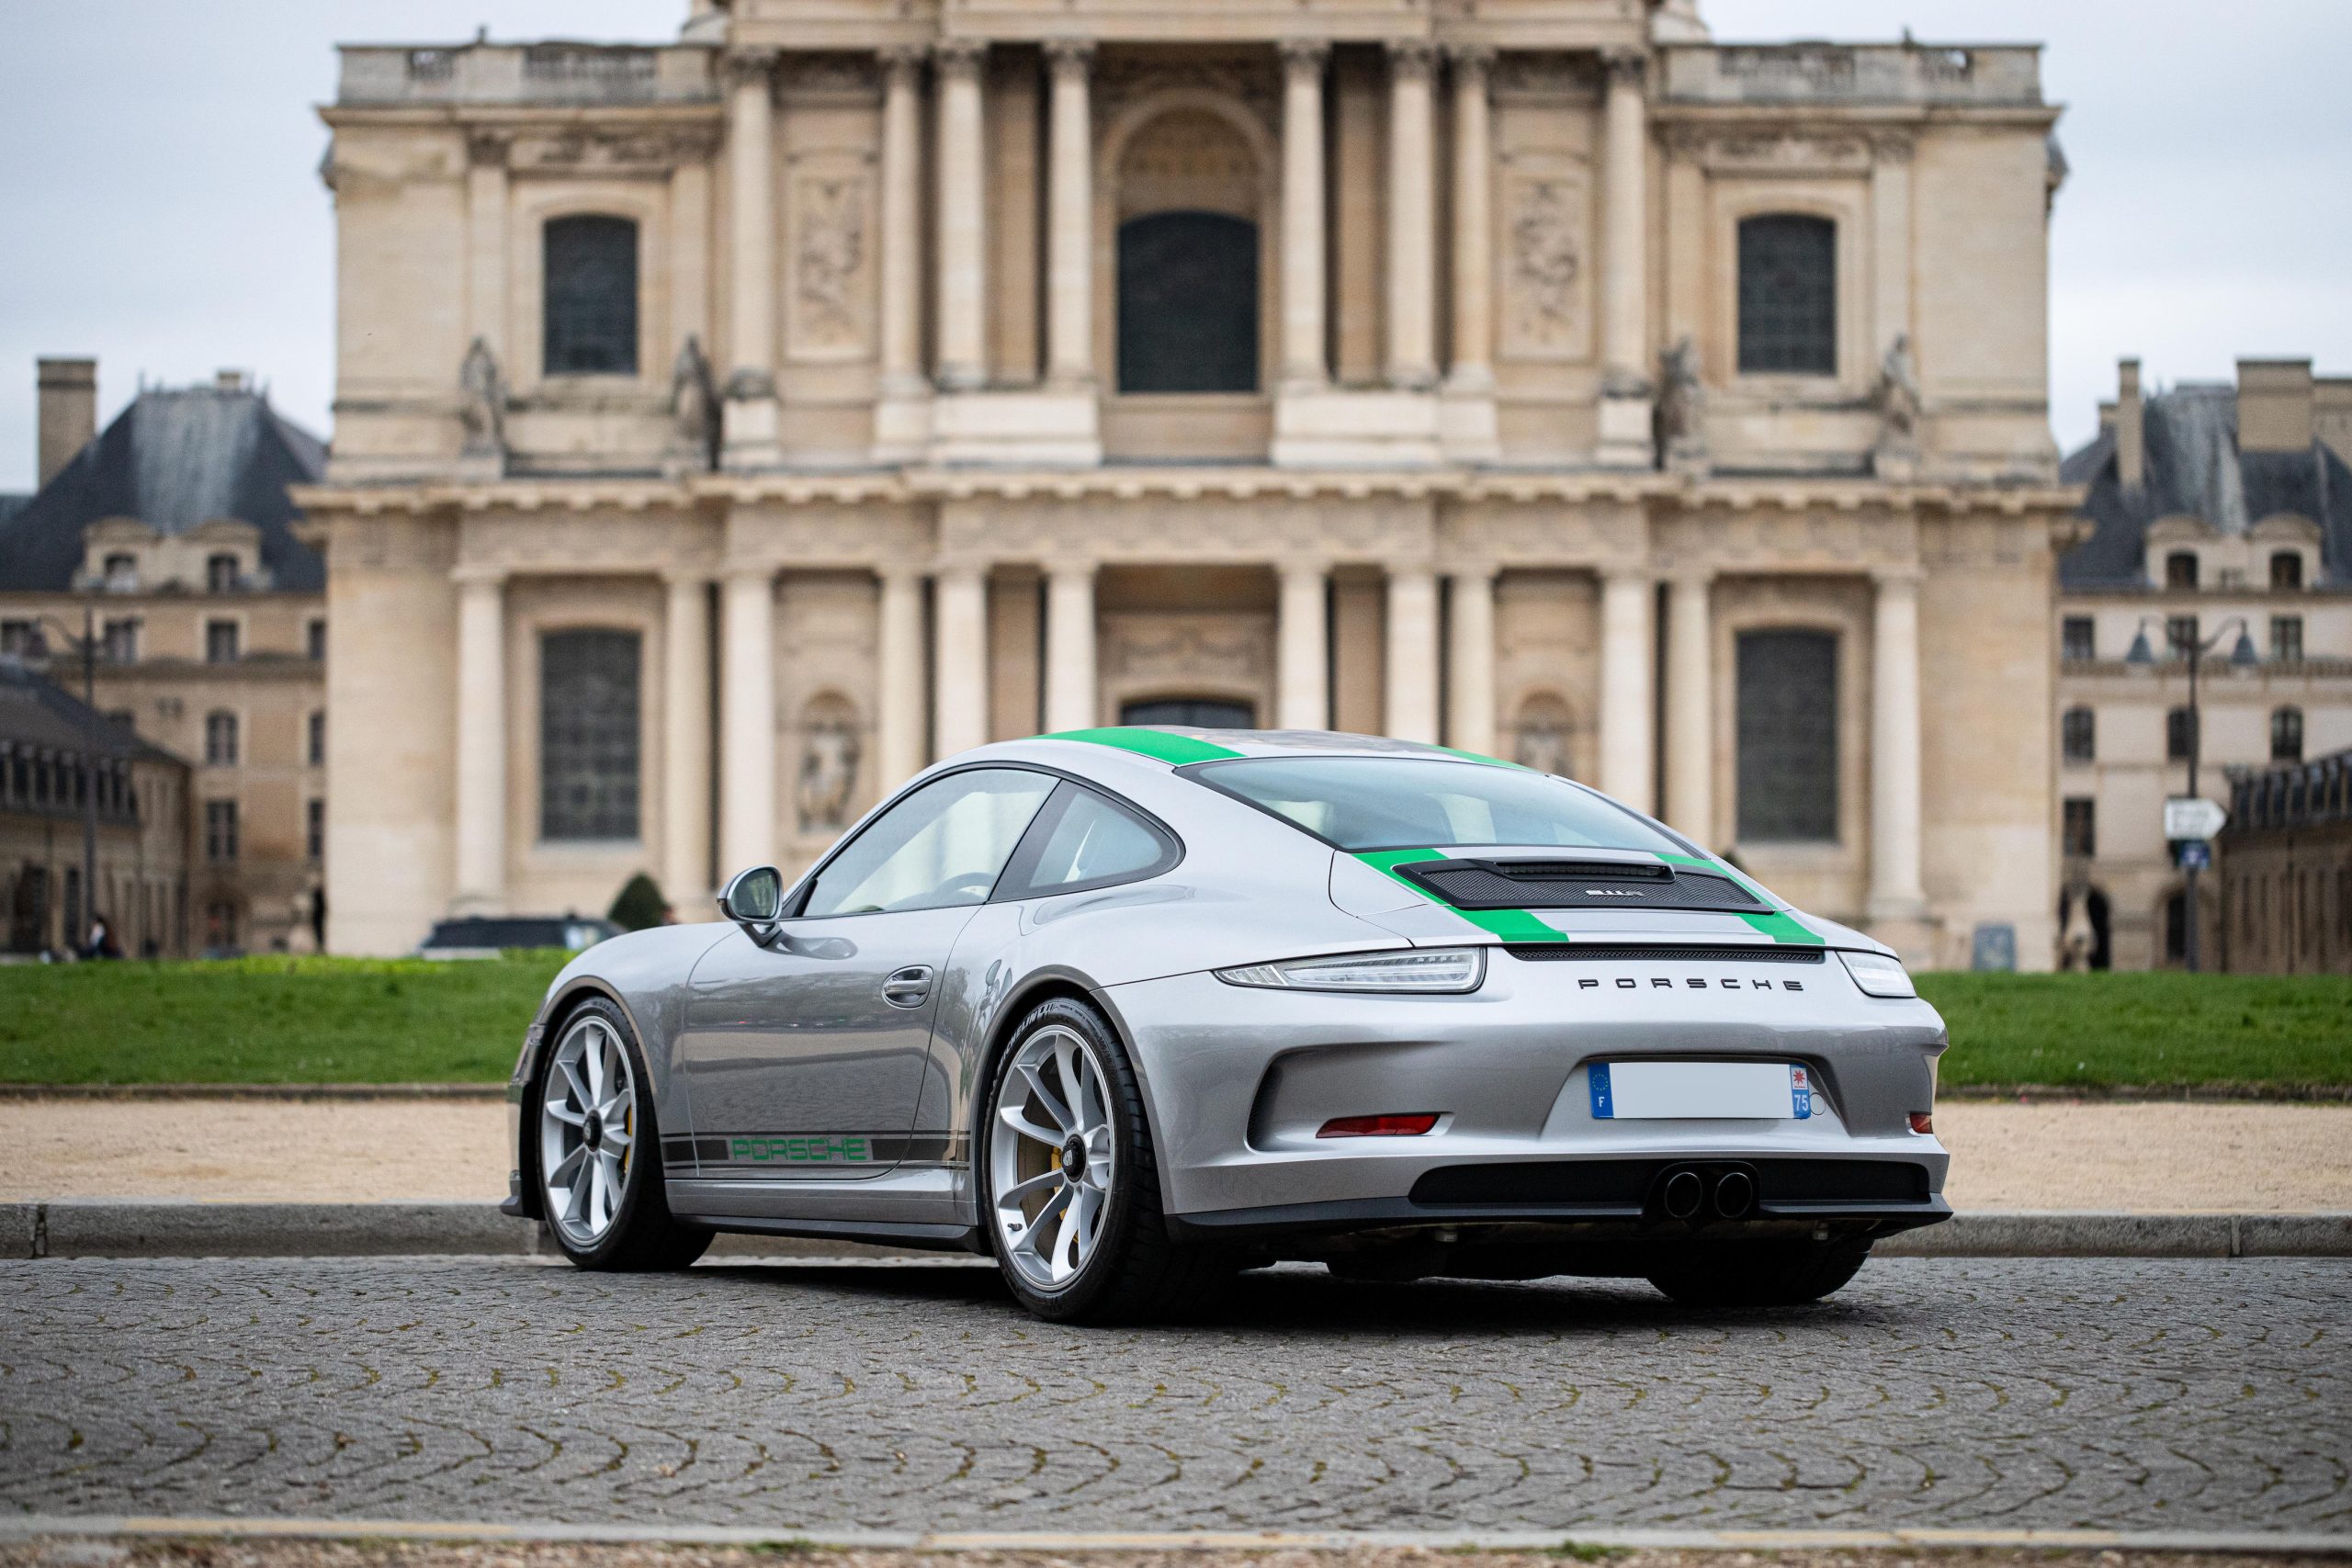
[{"left": 1577, "top": 976, "right": 1806, "bottom": 991}]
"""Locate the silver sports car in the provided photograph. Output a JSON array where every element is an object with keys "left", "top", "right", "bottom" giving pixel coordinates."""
[{"left": 504, "top": 728, "right": 1951, "bottom": 1322}]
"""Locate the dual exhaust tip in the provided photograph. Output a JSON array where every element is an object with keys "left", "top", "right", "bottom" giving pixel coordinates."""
[{"left": 1658, "top": 1165, "right": 1755, "bottom": 1223}]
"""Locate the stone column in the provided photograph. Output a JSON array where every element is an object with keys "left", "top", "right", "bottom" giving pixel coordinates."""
[
  {"left": 1277, "top": 40, "right": 1330, "bottom": 390},
  {"left": 1869, "top": 569, "right": 1927, "bottom": 917},
  {"left": 1597, "top": 568, "right": 1655, "bottom": 809},
  {"left": 667, "top": 152, "right": 713, "bottom": 355},
  {"left": 662, "top": 573, "right": 714, "bottom": 907},
  {"left": 1445, "top": 50, "right": 1495, "bottom": 393},
  {"left": 1596, "top": 48, "right": 1654, "bottom": 468},
  {"left": 1045, "top": 40, "right": 1097, "bottom": 389},
  {"left": 1870, "top": 131, "right": 1915, "bottom": 373},
  {"left": 876, "top": 49, "right": 928, "bottom": 397},
  {"left": 876, "top": 568, "right": 928, "bottom": 785},
  {"left": 933, "top": 566, "right": 990, "bottom": 758},
  {"left": 1276, "top": 560, "right": 1329, "bottom": 731},
  {"left": 722, "top": 50, "right": 781, "bottom": 466},
  {"left": 452, "top": 570, "right": 507, "bottom": 911},
  {"left": 934, "top": 41, "right": 989, "bottom": 392},
  {"left": 1385, "top": 41, "right": 1439, "bottom": 392},
  {"left": 1385, "top": 567, "right": 1440, "bottom": 744},
  {"left": 464, "top": 133, "right": 510, "bottom": 363},
  {"left": 1043, "top": 560, "right": 1098, "bottom": 732},
  {"left": 1663, "top": 570, "right": 1713, "bottom": 843},
  {"left": 719, "top": 567, "right": 776, "bottom": 876},
  {"left": 1444, "top": 566, "right": 1497, "bottom": 757}
]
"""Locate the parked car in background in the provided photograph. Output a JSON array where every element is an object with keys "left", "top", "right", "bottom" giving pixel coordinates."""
[{"left": 420, "top": 914, "right": 618, "bottom": 960}]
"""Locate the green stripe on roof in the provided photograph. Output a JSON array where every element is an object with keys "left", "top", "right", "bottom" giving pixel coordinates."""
[{"left": 1041, "top": 727, "right": 1246, "bottom": 765}]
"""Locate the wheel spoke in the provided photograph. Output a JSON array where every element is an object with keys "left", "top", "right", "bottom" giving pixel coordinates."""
[
  {"left": 996, "top": 1168, "right": 1063, "bottom": 1210},
  {"left": 601, "top": 1123, "right": 631, "bottom": 1151},
  {"left": 582, "top": 1035, "right": 605, "bottom": 1101},
  {"left": 568, "top": 1154, "right": 594, "bottom": 1221},
  {"left": 1071, "top": 1183, "right": 1103, "bottom": 1258},
  {"left": 546, "top": 1101, "right": 585, "bottom": 1127},
  {"left": 1014, "top": 1060, "right": 1073, "bottom": 1135},
  {"left": 998, "top": 1104, "right": 1064, "bottom": 1148},
  {"left": 559, "top": 1056, "right": 593, "bottom": 1113},
  {"left": 548, "top": 1144, "right": 587, "bottom": 1187}
]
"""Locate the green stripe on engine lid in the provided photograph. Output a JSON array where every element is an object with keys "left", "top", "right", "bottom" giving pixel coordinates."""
[
  {"left": 1352, "top": 848, "right": 1561, "bottom": 943},
  {"left": 1658, "top": 852, "right": 1826, "bottom": 945},
  {"left": 1040, "top": 727, "right": 1246, "bottom": 765}
]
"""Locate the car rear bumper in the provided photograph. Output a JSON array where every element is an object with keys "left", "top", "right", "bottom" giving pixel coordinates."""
[{"left": 1098, "top": 946, "right": 1950, "bottom": 1231}]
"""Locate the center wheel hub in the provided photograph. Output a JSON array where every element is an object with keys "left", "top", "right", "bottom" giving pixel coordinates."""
[
  {"left": 582, "top": 1112, "right": 604, "bottom": 1150},
  {"left": 1059, "top": 1135, "right": 1087, "bottom": 1179}
]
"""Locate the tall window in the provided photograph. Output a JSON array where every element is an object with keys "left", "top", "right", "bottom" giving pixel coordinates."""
[
  {"left": 2271, "top": 706, "right": 2304, "bottom": 763},
  {"left": 2062, "top": 616, "right": 2096, "bottom": 662},
  {"left": 205, "top": 799, "right": 239, "bottom": 863},
  {"left": 2165, "top": 552, "right": 2199, "bottom": 591},
  {"left": 2062, "top": 707, "right": 2096, "bottom": 763},
  {"left": 2271, "top": 615, "right": 2303, "bottom": 663},
  {"left": 2062, "top": 797, "right": 2097, "bottom": 858},
  {"left": 1736, "top": 215, "right": 1837, "bottom": 375},
  {"left": 543, "top": 215, "right": 639, "bottom": 376},
  {"left": 307, "top": 710, "right": 326, "bottom": 767},
  {"left": 307, "top": 618, "right": 328, "bottom": 661},
  {"left": 206, "top": 553, "right": 241, "bottom": 592},
  {"left": 2270, "top": 551, "right": 2303, "bottom": 591},
  {"left": 306, "top": 798, "right": 325, "bottom": 862},
  {"left": 101, "top": 552, "right": 139, "bottom": 592},
  {"left": 101, "top": 617, "right": 140, "bottom": 664},
  {"left": 2165, "top": 706, "right": 2197, "bottom": 762},
  {"left": 540, "top": 628, "right": 640, "bottom": 840},
  {"left": 1736, "top": 629, "right": 1838, "bottom": 842},
  {"left": 205, "top": 620, "right": 239, "bottom": 663},
  {"left": 204, "top": 711, "right": 238, "bottom": 767},
  {"left": 1117, "top": 211, "right": 1261, "bottom": 393}
]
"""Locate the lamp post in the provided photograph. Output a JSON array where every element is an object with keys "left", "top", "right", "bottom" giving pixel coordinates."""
[
  {"left": 2125, "top": 613, "right": 2258, "bottom": 972},
  {"left": 27, "top": 604, "right": 103, "bottom": 956}
]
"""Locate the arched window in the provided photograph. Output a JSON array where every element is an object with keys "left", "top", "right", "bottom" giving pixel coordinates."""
[
  {"left": 1736, "top": 214, "right": 1836, "bottom": 375},
  {"left": 543, "top": 215, "right": 639, "bottom": 376},
  {"left": 2271, "top": 705, "right": 2304, "bottom": 763},
  {"left": 2165, "top": 706, "right": 2197, "bottom": 762},
  {"left": 2062, "top": 706, "right": 2096, "bottom": 762},
  {"left": 2165, "top": 551, "right": 2199, "bottom": 590},
  {"left": 1119, "top": 696, "right": 1255, "bottom": 728},
  {"left": 204, "top": 710, "right": 238, "bottom": 767},
  {"left": 2270, "top": 550, "right": 2303, "bottom": 591},
  {"left": 1735, "top": 628, "right": 1838, "bottom": 842},
  {"left": 1117, "top": 212, "right": 1261, "bottom": 393},
  {"left": 540, "top": 629, "right": 641, "bottom": 840}
]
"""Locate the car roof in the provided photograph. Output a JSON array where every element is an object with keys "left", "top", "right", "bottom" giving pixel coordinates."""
[{"left": 1021, "top": 727, "right": 1505, "bottom": 766}]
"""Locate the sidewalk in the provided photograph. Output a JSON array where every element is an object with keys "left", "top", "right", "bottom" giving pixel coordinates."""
[{"left": 2, "top": 1095, "right": 2346, "bottom": 1213}]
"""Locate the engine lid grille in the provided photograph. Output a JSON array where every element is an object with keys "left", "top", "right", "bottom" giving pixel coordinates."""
[{"left": 1398, "top": 856, "right": 1772, "bottom": 913}]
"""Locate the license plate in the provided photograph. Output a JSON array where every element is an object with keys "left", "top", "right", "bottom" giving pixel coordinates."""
[{"left": 1589, "top": 1061, "right": 1813, "bottom": 1120}]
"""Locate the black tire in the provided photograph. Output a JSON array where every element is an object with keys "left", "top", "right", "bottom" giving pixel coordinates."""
[
  {"left": 1645, "top": 1239, "right": 1871, "bottom": 1307},
  {"left": 532, "top": 996, "right": 712, "bottom": 1272},
  {"left": 978, "top": 996, "right": 1229, "bottom": 1325}
]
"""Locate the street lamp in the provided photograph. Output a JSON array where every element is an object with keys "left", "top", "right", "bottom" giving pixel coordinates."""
[
  {"left": 2124, "top": 613, "right": 2258, "bottom": 972},
  {"left": 25, "top": 604, "right": 103, "bottom": 957}
]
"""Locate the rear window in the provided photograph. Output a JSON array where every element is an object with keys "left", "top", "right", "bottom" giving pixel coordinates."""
[{"left": 1189, "top": 756, "right": 1684, "bottom": 854}]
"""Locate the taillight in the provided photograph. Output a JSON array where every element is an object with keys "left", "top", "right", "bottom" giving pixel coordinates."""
[
  {"left": 1908, "top": 1111, "right": 1934, "bottom": 1134},
  {"left": 1317, "top": 1113, "right": 1442, "bottom": 1138}
]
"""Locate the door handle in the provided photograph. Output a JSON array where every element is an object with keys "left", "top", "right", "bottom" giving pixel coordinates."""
[{"left": 881, "top": 964, "right": 934, "bottom": 1008}]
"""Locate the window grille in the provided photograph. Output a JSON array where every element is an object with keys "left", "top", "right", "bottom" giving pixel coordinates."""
[
  {"left": 1735, "top": 628, "right": 1838, "bottom": 841},
  {"left": 2062, "top": 707, "right": 2095, "bottom": 762},
  {"left": 1116, "top": 212, "right": 1261, "bottom": 394},
  {"left": 540, "top": 629, "right": 641, "bottom": 840},
  {"left": 544, "top": 216, "right": 639, "bottom": 376},
  {"left": 1736, "top": 215, "right": 1836, "bottom": 375}
]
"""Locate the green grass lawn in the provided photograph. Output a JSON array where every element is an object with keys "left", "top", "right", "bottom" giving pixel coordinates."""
[
  {"left": 0, "top": 955, "right": 2346, "bottom": 1090},
  {"left": 1920, "top": 971, "right": 2352, "bottom": 1091},
  {"left": 0, "top": 953, "right": 569, "bottom": 1085}
]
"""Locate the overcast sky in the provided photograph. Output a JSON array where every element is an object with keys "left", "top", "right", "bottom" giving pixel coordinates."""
[{"left": 4, "top": 0, "right": 2347, "bottom": 492}]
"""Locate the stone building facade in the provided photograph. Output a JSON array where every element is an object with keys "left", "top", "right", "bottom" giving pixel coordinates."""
[
  {"left": 299, "top": 0, "right": 2078, "bottom": 963},
  {"left": 2218, "top": 749, "right": 2352, "bottom": 975},
  {"left": 0, "top": 361, "right": 329, "bottom": 955},
  {"left": 2056, "top": 358, "right": 2352, "bottom": 969}
]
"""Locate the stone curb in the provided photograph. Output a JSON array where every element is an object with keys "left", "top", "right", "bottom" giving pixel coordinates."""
[
  {"left": 2, "top": 1516, "right": 2348, "bottom": 1554},
  {"left": 6, "top": 1201, "right": 2347, "bottom": 1260}
]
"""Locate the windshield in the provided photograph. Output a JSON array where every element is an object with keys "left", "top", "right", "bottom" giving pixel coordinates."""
[{"left": 1190, "top": 756, "right": 1686, "bottom": 854}]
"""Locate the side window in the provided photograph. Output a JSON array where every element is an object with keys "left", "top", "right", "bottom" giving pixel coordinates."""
[
  {"left": 1005, "top": 786, "right": 1178, "bottom": 899},
  {"left": 800, "top": 768, "right": 1057, "bottom": 918}
]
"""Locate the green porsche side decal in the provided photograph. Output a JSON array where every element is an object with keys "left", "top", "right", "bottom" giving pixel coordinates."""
[
  {"left": 1357, "top": 846, "right": 1824, "bottom": 946},
  {"left": 1041, "top": 727, "right": 1246, "bottom": 765}
]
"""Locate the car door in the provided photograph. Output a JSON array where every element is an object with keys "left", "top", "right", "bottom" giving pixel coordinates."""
[{"left": 680, "top": 766, "right": 1058, "bottom": 1184}]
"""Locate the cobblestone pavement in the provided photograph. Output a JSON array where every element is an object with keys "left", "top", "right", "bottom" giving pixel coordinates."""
[{"left": 0, "top": 1257, "right": 2345, "bottom": 1533}]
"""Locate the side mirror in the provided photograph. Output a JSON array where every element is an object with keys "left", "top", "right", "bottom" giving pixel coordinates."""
[{"left": 717, "top": 865, "right": 786, "bottom": 942}]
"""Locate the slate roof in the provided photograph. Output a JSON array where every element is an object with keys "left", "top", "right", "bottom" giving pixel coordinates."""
[
  {"left": 2060, "top": 383, "right": 2352, "bottom": 589},
  {"left": 0, "top": 655, "right": 181, "bottom": 765},
  {"left": 0, "top": 383, "right": 327, "bottom": 594}
]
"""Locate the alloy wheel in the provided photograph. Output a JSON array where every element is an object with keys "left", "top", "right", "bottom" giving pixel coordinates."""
[
  {"left": 989, "top": 1023, "right": 1116, "bottom": 1290},
  {"left": 538, "top": 1012, "right": 638, "bottom": 1248}
]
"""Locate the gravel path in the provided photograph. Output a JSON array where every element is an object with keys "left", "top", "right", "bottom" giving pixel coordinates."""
[{"left": 1, "top": 1099, "right": 2345, "bottom": 1212}]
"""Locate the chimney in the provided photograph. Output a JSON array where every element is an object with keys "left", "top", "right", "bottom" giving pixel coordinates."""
[
  {"left": 36, "top": 356, "right": 97, "bottom": 489},
  {"left": 215, "top": 368, "right": 248, "bottom": 393},
  {"left": 2236, "top": 358, "right": 2313, "bottom": 453},
  {"left": 2115, "top": 358, "right": 2143, "bottom": 492}
]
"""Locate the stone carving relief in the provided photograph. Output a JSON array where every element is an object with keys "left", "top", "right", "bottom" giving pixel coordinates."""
[
  {"left": 1871, "top": 333, "right": 1923, "bottom": 480},
  {"left": 1094, "top": 53, "right": 1278, "bottom": 135},
  {"left": 1683, "top": 127, "right": 1871, "bottom": 175},
  {"left": 1103, "top": 615, "right": 1268, "bottom": 684},
  {"left": 458, "top": 336, "right": 507, "bottom": 474},
  {"left": 1501, "top": 169, "right": 1588, "bottom": 360},
  {"left": 1514, "top": 693, "right": 1574, "bottom": 777},
  {"left": 509, "top": 127, "right": 717, "bottom": 173},
  {"left": 1656, "top": 337, "right": 1707, "bottom": 474},
  {"left": 796, "top": 692, "right": 862, "bottom": 835},
  {"left": 666, "top": 335, "right": 717, "bottom": 473},
  {"left": 789, "top": 173, "right": 869, "bottom": 354}
]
